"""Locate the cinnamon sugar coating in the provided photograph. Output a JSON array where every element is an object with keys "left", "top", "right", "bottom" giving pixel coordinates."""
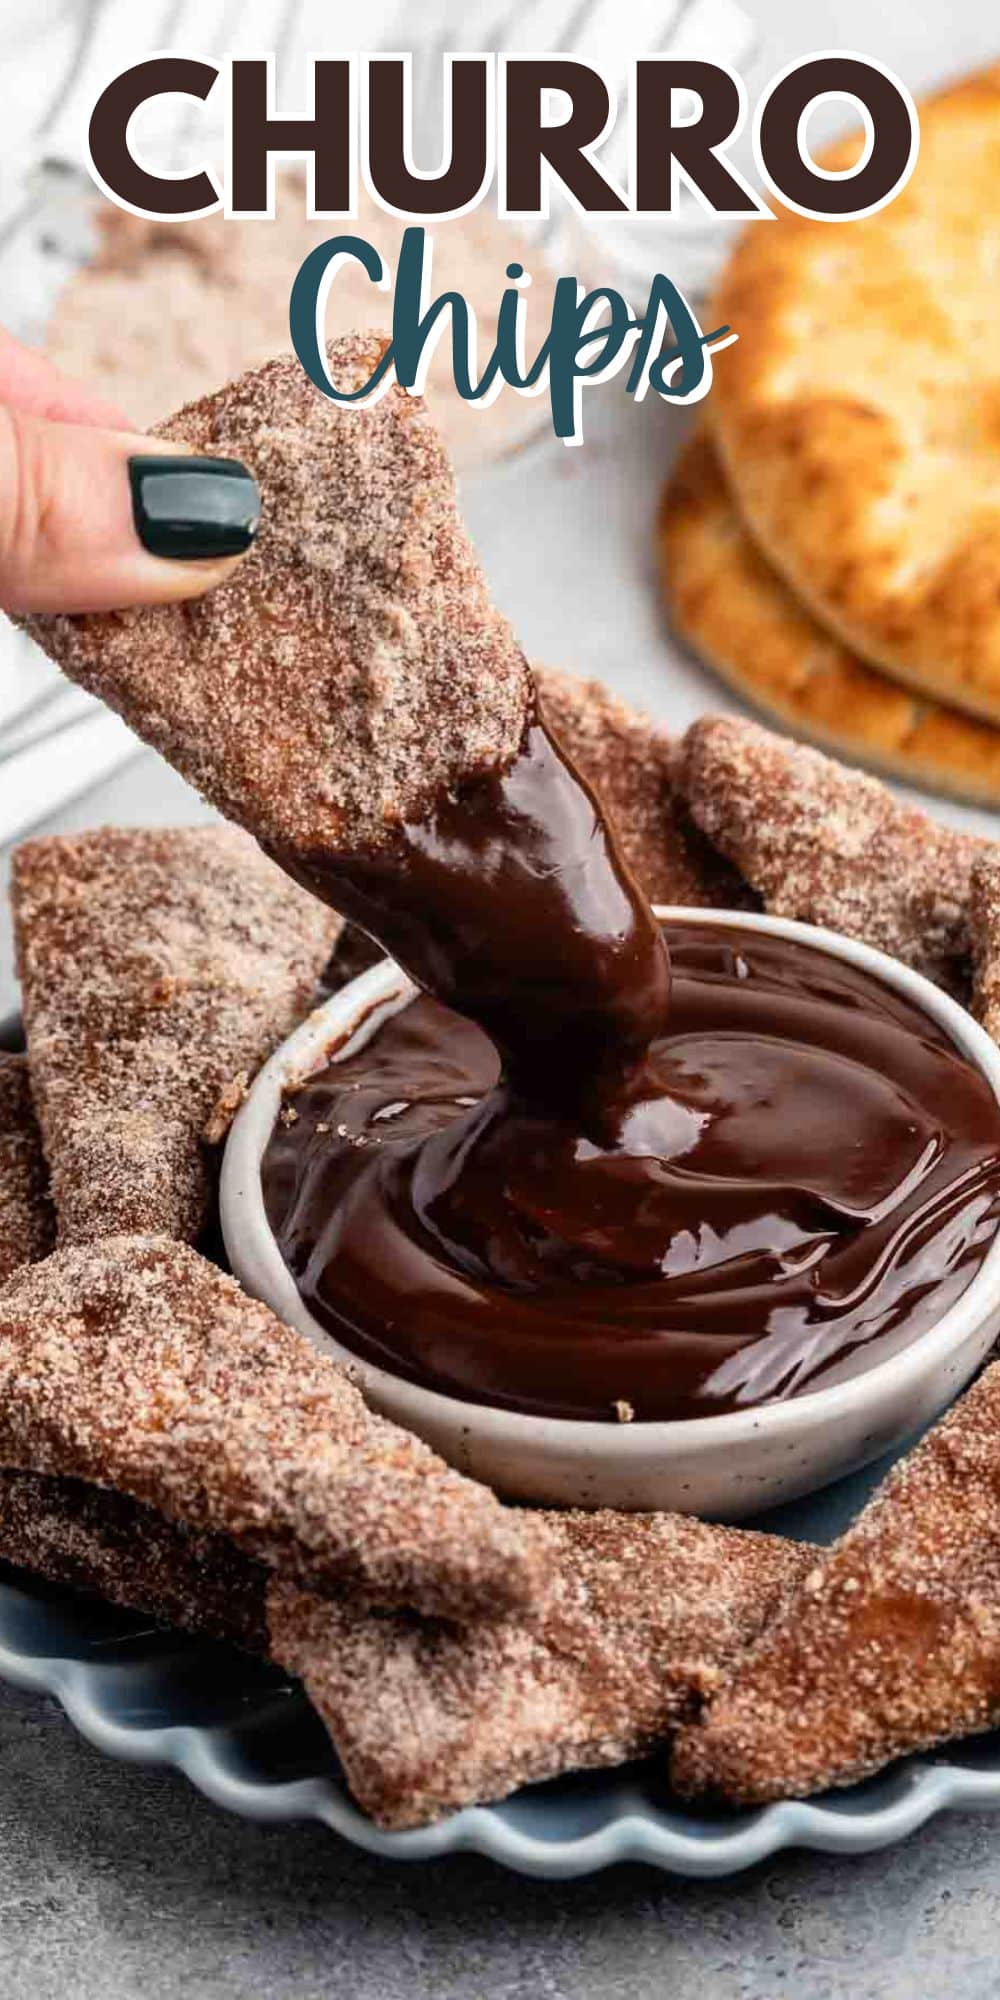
[
  {"left": 25, "top": 337, "right": 532, "bottom": 857},
  {"left": 268, "top": 1509, "right": 813, "bottom": 1829},
  {"left": 11, "top": 826, "right": 339, "bottom": 1246},
  {"left": 0, "top": 1054, "right": 54, "bottom": 1285},
  {"left": 536, "top": 670, "right": 752, "bottom": 911},
  {"left": 971, "top": 851, "right": 1000, "bottom": 1044},
  {"left": 676, "top": 716, "right": 985, "bottom": 989},
  {"left": 0, "top": 1469, "right": 267, "bottom": 1651},
  {"left": 672, "top": 1359, "right": 1000, "bottom": 1805},
  {"left": 0, "top": 1238, "right": 551, "bottom": 1621}
]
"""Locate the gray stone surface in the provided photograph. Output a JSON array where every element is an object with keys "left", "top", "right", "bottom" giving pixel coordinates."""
[
  {"left": 0, "top": 1678, "right": 998, "bottom": 2000},
  {"left": 6, "top": 6, "right": 1000, "bottom": 1991}
]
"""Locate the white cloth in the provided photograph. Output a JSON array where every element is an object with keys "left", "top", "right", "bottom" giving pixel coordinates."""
[{"left": 0, "top": 0, "right": 759, "bottom": 348}]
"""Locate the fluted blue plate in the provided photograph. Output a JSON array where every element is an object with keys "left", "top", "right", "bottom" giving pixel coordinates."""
[
  {"left": 4, "top": 1437, "right": 1000, "bottom": 1876},
  {"left": 3, "top": 1016, "right": 999, "bottom": 1877}
]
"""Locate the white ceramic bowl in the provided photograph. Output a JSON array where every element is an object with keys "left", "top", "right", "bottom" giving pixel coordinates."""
[{"left": 221, "top": 908, "right": 1000, "bottom": 1518}]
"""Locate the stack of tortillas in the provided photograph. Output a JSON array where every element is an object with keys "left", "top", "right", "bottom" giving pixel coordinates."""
[{"left": 659, "top": 65, "right": 1000, "bottom": 807}]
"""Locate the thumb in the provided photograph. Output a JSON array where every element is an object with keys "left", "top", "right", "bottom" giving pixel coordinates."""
[{"left": 0, "top": 407, "right": 259, "bottom": 615}]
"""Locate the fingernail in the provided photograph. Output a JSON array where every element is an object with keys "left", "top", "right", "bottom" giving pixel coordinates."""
[{"left": 129, "top": 455, "right": 260, "bottom": 561}]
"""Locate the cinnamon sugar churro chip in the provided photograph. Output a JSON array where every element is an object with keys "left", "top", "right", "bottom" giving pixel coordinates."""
[
  {"left": 0, "top": 1237, "right": 551, "bottom": 1621},
  {"left": 11, "top": 826, "right": 339, "bottom": 1246},
  {"left": 971, "top": 851, "right": 1000, "bottom": 1045},
  {"left": 676, "top": 715, "right": 985, "bottom": 989},
  {"left": 671, "top": 1360, "right": 1000, "bottom": 1805},
  {"left": 0, "top": 1470, "right": 267, "bottom": 1652},
  {"left": 0, "top": 1102, "right": 265, "bottom": 1648},
  {"left": 0, "top": 1054, "right": 54, "bottom": 1285},
  {"left": 268, "top": 1510, "right": 813, "bottom": 1829},
  {"left": 25, "top": 338, "right": 532, "bottom": 860},
  {"left": 536, "top": 669, "right": 751, "bottom": 910}
]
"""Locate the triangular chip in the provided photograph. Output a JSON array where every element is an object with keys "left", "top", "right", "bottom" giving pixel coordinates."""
[
  {"left": 12, "top": 825, "right": 339, "bottom": 1245},
  {"left": 25, "top": 338, "right": 532, "bottom": 862},
  {"left": 676, "top": 715, "right": 985, "bottom": 989},
  {"left": 0, "top": 1237, "right": 551, "bottom": 1622},
  {"left": 0, "top": 1469, "right": 267, "bottom": 1652},
  {"left": 0, "top": 1053, "right": 54, "bottom": 1285},
  {"left": 536, "top": 668, "right": 752, "bottom": 911},
  {"left": 672, "top": 1359, "right": 1000, "bottom": 1804},
  {"left": 268, "top": 1509, "right": 812, "bottom": 1829}
]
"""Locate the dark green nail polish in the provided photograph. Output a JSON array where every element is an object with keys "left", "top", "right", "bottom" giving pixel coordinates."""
[{"left": 129, "top": 455, "right": 260, "bottom": 561}]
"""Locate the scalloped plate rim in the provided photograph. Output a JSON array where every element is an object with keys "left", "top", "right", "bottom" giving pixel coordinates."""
[{"left": 4, "top": 1574, "right": 1000, "bottom": 1878}]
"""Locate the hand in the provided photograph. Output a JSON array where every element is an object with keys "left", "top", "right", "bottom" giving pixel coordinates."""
[{"left": 0, "top": 329, "right": 259, "bottom": 615}]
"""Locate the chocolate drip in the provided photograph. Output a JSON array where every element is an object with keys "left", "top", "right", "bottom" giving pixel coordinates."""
[{"left": 275, "top": 712, "right": 671, "bottom": 1127}]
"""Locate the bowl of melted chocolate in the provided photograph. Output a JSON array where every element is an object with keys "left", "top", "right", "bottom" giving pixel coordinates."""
[
  {"left": 221, "top": 710, "right": 1000, "bottom": 1514},
  {"left": 221, "top": 906, "right": 1000, "bottom": 1515}
]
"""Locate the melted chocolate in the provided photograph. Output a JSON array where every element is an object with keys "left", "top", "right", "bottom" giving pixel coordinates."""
[
  {"left": 262, "top": 923, "right": 1000, "bottom": 1422},
  {"left": 274, "top": 715, "right": 671, "bottom": 1129}
]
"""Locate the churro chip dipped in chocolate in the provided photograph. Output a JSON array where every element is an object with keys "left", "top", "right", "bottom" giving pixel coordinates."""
[
  {"left": 535, "top": 668, "right": 751, "bottom": 911},
  {"left": 676, "top": 715, "right": 985, "bottom": 990},
  {"left": 0, "top": 1237, "right": 551, "bottom": 1621},
  {"left": 23, "top": 342, "right": 673, "bottom": 1110},
  {"left": 295, "top": 664, "right": 741, "bottom": 999},
  {"left": 672, "top": 1358, "right": 1000, "bottom": 1805},
  {"left": 11, "top": 827, "right": 339, "bottom": 1247},
  {"left": 0, "top": 1470, "right": 267, "bottom": 1652},
  {"left": 268, "top": 1510, "right": 813, "bottom": 1829},
  {"left": 25, "top": 337, "right": 532, "bottom": 858},
  {"left": 0, "top": 1054, "right": 54, "bottom": 1286}
]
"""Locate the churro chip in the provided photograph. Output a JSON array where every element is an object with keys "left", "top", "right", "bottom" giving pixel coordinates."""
[
  {"left": 660, "top": 436, "right": 1000, "bottom": 810},
  {"left": 25, "top": 338, "right": 532, "bottom": 859},
  {"left": 671, "top": 1359, "right": 1000, "bottom": 1805},
  {"left": 268, "top": 1510, "right": 813, "bottom": 1829},
  {"left": 971, "top": 852, "right": 1000, "bottom": 1045},
  {"left": 0, "top": 1470, "right": 267, "bottom": 1651},
  {"left": 536, "top": 667, "right": 752, "bottom": 910},
  {"left": 0, "top": 1237, "right": 551, "bottom": 1621},
  {"left": 709, "top": 67, "right": 1000, "bottom": 724},
  {"left": 0, "top": 1074, "right": 266, "bottom": 1648},
  {"left": 11, "top": 826, "right": 339, "bottom": 1246},
  {"left": 0, "top": 1054, "right": 54, "bottom": 1286},
  {"left": 676, "top": 715, "right": 985, "bottom": 989}
]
